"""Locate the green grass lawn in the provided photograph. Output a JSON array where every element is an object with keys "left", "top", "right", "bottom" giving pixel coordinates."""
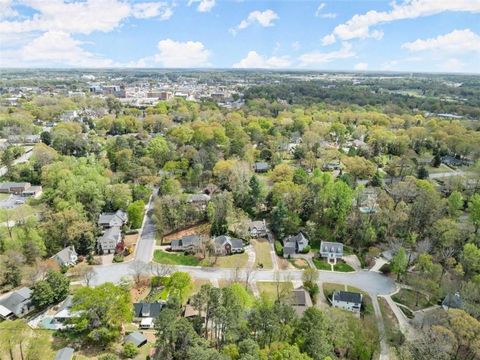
[
  {"left": 391, "top": 288, "right": 434, "bottom": 311},
  {"left": 313, "top": 258, "right": 332, "bottom": 270},
  {"left": 378, "top": 297, "right": 405, "bottom": 346},
  {"left": 256, "top": 281, "right": 293, "bottom": 301},
  {"left": 426, "top": 163, "right": 455, "bottom": 174},
  {"left": 251, "top": 238, "right": 273, "bottom": 269},
  {"left": 290, "top": 258, "right": 310, "bottom": 269},
  {"left": 211, "top": 252, "right": 249, "bottom": 269},
  {"left": 153, "top": 250, "right": 200, "bottom": 266},
  {"left": 0, "top": 204, "right": 36, "bottom": 222},
  {"left": 0, "top": 193, "right": 10, "bottom": 201},
  {"left": 333, "top": 262, "right": 355, "bottom": 272}
]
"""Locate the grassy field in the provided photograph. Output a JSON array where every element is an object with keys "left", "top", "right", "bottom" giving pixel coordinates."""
[
  {"left": 290, "top": 258, "right": 310, "bottom": 269},
  {"left": 392, "top": 288, "right": 434, "bottom": 311},
  {"left": 0, "top": 193, "right": 10, "bottom": 201},
  {"left": 251, "top": 238, "right": 273, "bottom": 269},
  {"left": 313, "top": 258, "right": 332, "bottom": 270},
  {"left": 256, "top": 281, "right": 293, "bottom": 301},
  {"left": 333, "top": 262, "right": 355, "bottom": 272},
  {"left": 0, "top": 204, "right": 37, "bottom": 222},
  {"left": 378, "top": 297, "right": 405, "bottom": 346},
  {"left": 153, "top": 250, "right": 200, "bottom": 266},
  {"left": 210, "top": 252, "right": 249, "bottom": 269}
]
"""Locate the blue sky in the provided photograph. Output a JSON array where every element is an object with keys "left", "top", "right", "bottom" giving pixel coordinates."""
[{"left": 1, "top": 0, "right": 480, "bottom": 72}]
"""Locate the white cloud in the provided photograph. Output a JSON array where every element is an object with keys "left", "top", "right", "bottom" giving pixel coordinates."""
[
  {"left": 152, "top": 39, "right": 211, "bottom": 67},
  {"left": 291, "top": 41, "right": 301, "bottom": 50},
  {"left": 315, "top": 3, "right": 325, "bottom": 17},
  {"left": 0, "top": 31, "right": 114, "bottom": 67},
  {"left": 188, "top": 0, "right": 215, "bottom": 12},
  {"left": 440, "top": 58, "right": 465, "bottom": 72},
  {"left": 354, "top": 62, "right": 368, "bottom": 70},
  {"left": 231, "top": 9, "right": 278, "bottom": 34},
  {"left": 321, "top": 34, "right": 336, "bottom": 46},
  {"left": 315, "top": 2, "right": 336, "bottom": 18},
  {"left": 132, "top": 2, "right": 174, "bottom": 20},
  {"left": 299, "top": 42, "right": 355, "bottom": 66},
  {"left": 0, "top": 0, "right": 18, "bottom": 20},
  {"left": 402, "top": 29, "right": 480, "bottom": 53},
  {"left": 324, "top": 0, "right": 480, "bottom": 44},
  {"left": 233, "top": 51, "right": 291, "bottom": 68}
]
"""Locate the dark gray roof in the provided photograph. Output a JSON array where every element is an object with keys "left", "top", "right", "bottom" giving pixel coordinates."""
[
  {"left": 284, "top": 232, "right": 308, "bottom": 247},
  {"left": 53, "top": 246, "right": 77, "bottom": 265},
  {"left": 291, "top": 288, "right": 313, "bottom": 307},
  {"left": 442, "top": 293, "right": 463, "bottom": 309},
  {"left": 214, "top": 235, "right": 245, "bottom": 250},
  {"left": 54, "top": 347, "right": 74, "bottom": 360},
  {"left": 125, "top": 331, "right": 147, "bottom": 347},
  {"left": 320, "top": 241, "right": 343, "bottom": 254},
  {"left": 333, "top": 291, "right": 362, "bottom": 304},
  {"left": 254, "top": 162, "right": 270, "bottom": 171},
  {"left": 0, "top": 287, "right": 32, "bottom": 317},
  {"left": 134, "top": 302, "right": 163, "bottom": 318}
]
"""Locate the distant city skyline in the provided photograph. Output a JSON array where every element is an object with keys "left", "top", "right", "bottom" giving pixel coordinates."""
[{"left": 1, "top": 0, "right": 480, "bottom": 73}]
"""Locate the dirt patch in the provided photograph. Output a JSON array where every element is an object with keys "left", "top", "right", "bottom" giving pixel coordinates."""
[
  {"left": 291, "top": 258, "right": 309, "bottom": 269},
  {"left": 278, "top": 257, "right": 293, "bottom": 270},
  {"left": 161, "top": 222, "right": 210, "bottom": 245},
  {"left": 130, "top": 283, "right": 150, "bottom": 302}
]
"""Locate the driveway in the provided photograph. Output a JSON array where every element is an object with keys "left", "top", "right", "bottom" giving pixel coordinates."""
[{"left": 133, "top": 188, "right": 158, "bottom": 263}]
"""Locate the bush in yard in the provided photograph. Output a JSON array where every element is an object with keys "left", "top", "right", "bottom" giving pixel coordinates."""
[
  {"left": 300, "top": 245, "right": 311, "bottom": 254},
  {"left": 99, "top": 354, "right": 119, "bottom": 360},
  {"left": 379, "top": 263, "right": 391, "bottom": 274},
  {"left": 127, "top": 200, "right": 145, "bottom": 229},
  {"left": 113, "top": 254, "right": 124, "bottom": 263},
  {"left": 274, "top": 241, "right": 283, "bottom": 256},
  {"left": 123, "top": 342, "right": 139, "bottom": 358}
]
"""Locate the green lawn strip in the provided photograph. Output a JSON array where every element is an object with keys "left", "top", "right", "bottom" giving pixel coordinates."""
[
  {"left": 256, "top": 281, "right": 293, "bottom": 302},
  {"left": 153, "top": 250, "right": 200, "bottom": 266},
  {"left": 333, "top": 262, "right": 355, "bottom": 272},
  {"left": 391, "top": 288, "right": 434, "bottom": 311},
  {"left": 251, "top": 238, "right": 273, "bottom": 269},
  {"left": 313, "top": 258, "right": 332, "bottom": 270},
  {"left": 378, "top": 297, "right": 405, "bottom": 346}
]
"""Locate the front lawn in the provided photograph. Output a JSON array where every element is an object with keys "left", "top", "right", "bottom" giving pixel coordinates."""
[
  {"left": 153, "top": 250, "right": 200, "bottom": 266},
  {"left": 333, "top": 262, "right": 355, "bottom": 272},
  {"left": 391, "top": 288, "right": 434, "bottom": 311},
  {"left": 256, "top": 281, "right": 293, "bottom": 301},
  {"left": 290, "top": 258, "right": 309, "bottom": 269},
  {"left": 313, "top": 258, "right": 332, "bottom": 270},
  {"left": 251, "top": 238, "right": 273, "bottom": 269},
  {"left": 210, "top": 252, "right": 249, "bottom": 269}
]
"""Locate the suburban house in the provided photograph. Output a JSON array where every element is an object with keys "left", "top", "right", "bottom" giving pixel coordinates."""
[
  {"left": 170, "top": 235, "right": 201, "bottom": 253},
  {"left": 52, "top": 246, "right": 78, "bottom": 267},
  {"left": 47, "top": 296, "right": 80, "bottom": 330},
  {"left": 283, "top": 232, "right": 309, "bottom": 258},
  {"left": 357, "top": 187, "right": 379, "bottom": 214},
  {"left": 54, "top": 347, "right": 75, "bottom": 360},
  {"left": 186, "top": 193, "right": 211, "bottom": 204},
  {"left": 249, "top": 220, "right": 268, "bottom": 238},
  {"left": 332, "top": 291, "right": 362, "bottom": 314},
  {"left": 441, "top": 155, "right": 473, "bottom": 167},
  {"left": 59, "top": 109, "right": 79, "bottom": 121},
  {"left": 134, "top": 302, "right": 163, "bottom": 329},
  {"left": 98, "top": 209, "right": 128, "bottom": 229},
  {"left": 213, "top": 235, "right": 245, "bottom": 255},
  {"left": 288, "top": 287, "right": 313, "bottom": 316},
  {"left": 442, "top": 292, "right": 463, "bottom": 311},
  {"left": 322, "top": 161, "right": 342, "bottom": 171},
  {"left": 0, "top": 287, "right": 34, "bottom": 319},
  {"left": 253, "top": 162, "right": 270, "bottom": 173},
  {"left": 20, "top": 185, "right": 43, "bottom": 198},
  {"left": 319, "top": 241, "right": 344, "bottom": 264},
  {"left": 125, "top": 331, "right": 148, "bottom": 348},
  {"left": 0, "top": 182, "right": 32, "bottom": 195},
  {"left": 97, "top": 226, "right": 122, "bottom": 254}
]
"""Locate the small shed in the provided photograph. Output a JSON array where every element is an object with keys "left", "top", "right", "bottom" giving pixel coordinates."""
[
  {"left": 125, "top": 331, "right": 148, "bottom": 347},
  {"left": 54, "top": 347, "right": 74, "bottom": 360}
]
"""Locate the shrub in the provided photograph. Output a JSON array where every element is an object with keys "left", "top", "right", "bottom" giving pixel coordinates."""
[
  {"left": 123, "top": 342, "right": 139, "bottom": 358},
  {"left": 99, "top": 354, "right": 119, "bottom": 360},
  {"left": 274, "top": 241, "right": 283, "bottom": 256},
  {"left": 379, "top": 263, "right": 391, "bottom": 274},
  {"left": 151, "top": 276, "right": 162, "bottom": 288},
  {"left": 300, "top": 245, "right": 311, "bottom": 254},
  {"left": 113, "top": 254, "right": 124, "bottom": 263}
]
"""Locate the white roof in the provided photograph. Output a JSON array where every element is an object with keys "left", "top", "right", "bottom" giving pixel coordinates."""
[
  {"left": 0, "top": 304, "right": 12, "bottom": 317},
  {"left": 140, "top": 317, "right": 153, "bottom": 326}
]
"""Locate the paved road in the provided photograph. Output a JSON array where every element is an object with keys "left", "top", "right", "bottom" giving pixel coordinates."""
[
  {"left": 133, "top": 188, "right": 158, "bottom": 263},
  {"left": 0, "top": 147, "right": 33, "bottom": 176},
  {"left": 92, "top": 262, "right": 396, "bottom": 295}
]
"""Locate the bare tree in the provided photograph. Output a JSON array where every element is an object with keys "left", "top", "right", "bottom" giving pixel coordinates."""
[
  {"left": 83, "top": 267, "right": 96, "bottom": 287},
  {"left": 149, "top": 262, "right": 173, "bottom": 279},
  {"left": 130, "top": 260, "right": 148, "bottom": 287}
]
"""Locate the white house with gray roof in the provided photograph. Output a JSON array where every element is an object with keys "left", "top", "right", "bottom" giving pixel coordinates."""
[
  {"left": 97, "top": 226, "right": 122, "bottom": 254},
  {"left": 332, "top": 291, "right": 362, "bottom": 314},
  {"left": 98, "top": 209, "right": 128, "bottom": 229},
  {"left": 0, "top": 287, "right": 34, "bottom": 319},
  {"left": 52, "top": 246, "right": 78, "bottom": 267},
  {"left": 213, "top": 235, "right": 245, "bottom": 255},
  {"left": 283, "top": 232, "right": 309, "bottom": 258},
  {"left": 320, "top": 241, "right": 343, "bottom": 264}
]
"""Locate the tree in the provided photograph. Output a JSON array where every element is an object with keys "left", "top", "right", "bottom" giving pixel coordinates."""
[
  {"left": 31, "top": 270, "right": 70, "bottom": 308},
  {"left": 71, "top": 283, "right": 132, "bottom": 346},
  {"left": 417, "top": 166, "right": 429, "bottom": 179},
  {"left": 123, "top": 342, "right": 139, "bottom": 358},
  {"left": 0, "top": 251, "right": 25, "bottom": 288},
  {"left": 461, "top": 243, "right": 480, "bottom": 278},
  {"left": 165, "top": 271, "right": 193, "bottom": 304},
  {"left": 127, "top": 200, "right": 145, "bottom": 229},
  {"left": 447, "top": 191, "right": 463, "bottom": 218},
  {"left": 260, "top": 342, "right": 312, "bottom": 360},
  {"left": 271, "top": 201, "right": 300, "bottom": 240},
  {"left": 391, "top": 247, "right": 408, "bottom": 281},
  {"left": 468, "top": 193, "right": 480, "bottom": 234},
  {"left": 208, "top": 192, "right": 233, "bottom": 236}
]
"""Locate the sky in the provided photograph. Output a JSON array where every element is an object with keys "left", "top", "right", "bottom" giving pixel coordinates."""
[{"left": 1, "top": 0, "right": 480, "bottom": 72}]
